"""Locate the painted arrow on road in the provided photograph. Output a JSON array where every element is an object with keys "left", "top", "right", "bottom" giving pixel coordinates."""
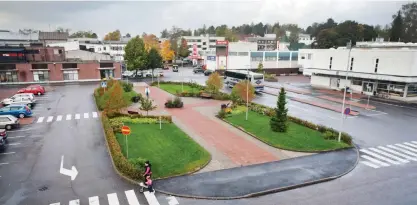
[
  {"left": 60, "top": 155, "right": 78, "bottom": 181},
  {"left": 167, "top": 196, "right": 179, "bottom": 205}
]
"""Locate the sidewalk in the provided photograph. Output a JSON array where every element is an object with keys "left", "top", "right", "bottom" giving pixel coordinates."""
[
  {"left": 317, "top": 95, "right": 376, "bottom": 110},
  {"left": 265, "top": 85, "right": 310, "bottom": 95},
  {"left": 315, "top": 89, "right": 364, "bottom": 99},
  {"left": 155, "top": 147, "right": 358, "bottom": 199},
  {"left": 291, "top": 97, "right": 360, "bottom": 116}
]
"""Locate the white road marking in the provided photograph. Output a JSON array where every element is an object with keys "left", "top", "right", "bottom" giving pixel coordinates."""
[
  {"left": 88, "top": 196, "right": 99, "bottom": 205},
  {"left": 0, "top": 152, "right": 15, "bottom": 155},
  {"left": 7, "top": 128, "right": 39, "bottom": 132},
  {"left": 49, "top": 203, "right": 60, "bottom": 205},
  {"left": 360, "top": 161, "right": 380, "bottom": 168},
  {"left": 107, "top": 193, "right": 120, "bottom": 205},
  {"left": 368, "top": 148, "right": 409, "bottom": 163},
  {"left": 363, "top": 113, "right": 387, "bottom": 117},
  {"left": 412, "top": 141, "right": 417, "bottom": 145},
  {"left": 360, "top": 149, "right": 401, "bottom": 165},
  {"left": 66, "top": 114, "right": 72, "bottom": 120},
  {"left": 75, "top": 114, "right": 80, "bottom": 120},
  {"left": 361, "top": 155, "right": 390, "bottom": 167},
  {"left": 378, "top": 146, "right": 417, "bottom": 161},
  {"left": 125, "top": 190, "right": 140, "bottom": 205},
  {"left": 56, "top": 115, "right": 62, "bottom": 121},
  {"left": 388, "top": 145, "right": 417, "bottom": 157},
  {"left": 7, "top": 136, "right": 25, "bottom": 139},
  {"left": 395, "top": 143, "right": 417, "bottom": 153},
  {"left": 92, "top": 112, "right": 98, "bottom": 118},
  {"left": 37, "top": 117, "right": 44, "bottom": 123},
  {"left": 404, "top": 142, "right": 417, "bottom": 149},
  {"left": 0, "top": 162, "right": 9, "bottom": 165},
  {"left": 144, "top": 191, "right": 161, "bottom": 205},
  {"left": 8, "top": 143, "right": 20, "bottom": 146},
  {"left": 84, "top": 113, "right": 89, "bottom": 119},
  {"left": 47, "top": 116, "right": 54, "bottom": 122},
  {"left": 69, "top": 199, "right": 80, "bottom": 205}
]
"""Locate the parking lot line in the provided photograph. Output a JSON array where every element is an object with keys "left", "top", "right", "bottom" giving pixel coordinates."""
[
  {"left": 0, "top": 152, "right": 15, "bottom": 155},
  {"left": 0, "top": 162, "right": 9, "bottom": 165},
  {"left": 7, "top": 136, "right": 25, "bottom": 139},
  {"left": 8, "top": 143, "right": 20, "bottom": 146}
]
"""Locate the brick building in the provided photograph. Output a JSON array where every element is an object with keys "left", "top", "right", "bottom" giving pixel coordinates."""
[{"left": 0, "top": 46, "right": 121, "bottom": 84}]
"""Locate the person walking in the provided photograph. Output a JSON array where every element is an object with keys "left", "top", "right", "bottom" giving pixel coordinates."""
[
  {"left": 143, "top": 160, "right": 152, "bottom": 178},
  {"left": 145, "top": 86, "right": 150, "bottom": 99},
  {"left": 140, "top": 175, "right": 154, "bottom": 192}
]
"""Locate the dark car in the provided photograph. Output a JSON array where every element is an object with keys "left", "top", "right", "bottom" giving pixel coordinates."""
[
  {"left": 0, "top": 137, "right": 6, "bottom": 151},
  {"left": 193, "top": 67, "right": 204, "bottom": 74},
  {"left": 173, "top": 65, "right": 179, "bottom": 72},
  {"left": 204, "top": 69, "right": 214, "bottom": 76}
]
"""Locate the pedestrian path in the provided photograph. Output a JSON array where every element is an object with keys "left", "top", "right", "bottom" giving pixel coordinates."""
[
  {"left": 360, "top": 141, "right": 417, "bottom": 168},
  {"left": 36, "top": 112, "right": 99, "bottom": 123},
  {"left": 49, "top": 189, "right": 172, "bottom": 205}
]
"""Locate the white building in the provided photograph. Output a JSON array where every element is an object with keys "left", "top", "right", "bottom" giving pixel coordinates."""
[
  {"left": 66, "top": 50, "right": 112, "bottom": 61},
  {"left": 299, "top": 47, "right": 417, "bottom": 101},
  {"left": 182, "top": 35, "right": 225, "bottom": 52},
  {"left": 298, "top": 33, "right": 315, "bottom": 45}
]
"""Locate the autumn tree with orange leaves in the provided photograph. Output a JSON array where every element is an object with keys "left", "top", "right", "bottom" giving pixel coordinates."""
[
  {"left": 231, "top": 80, "right": 255, "bottom": 103},
  {"left": 103, "top": 81, "right": 128, "bottom": 116},
  {"left": 161, "top": 40, "right": 175, "bottom": 62},
  {"left": 142, "top": 34, "right": 160, "bottom": 52}
]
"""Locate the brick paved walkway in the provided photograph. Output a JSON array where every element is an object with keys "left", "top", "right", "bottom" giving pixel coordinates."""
[{"left": 132, "top": 85, "right": 280, "bottom": 167}]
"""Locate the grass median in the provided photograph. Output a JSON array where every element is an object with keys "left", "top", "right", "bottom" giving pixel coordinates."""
[
  {"left": 225, "top": 111, "right": 350, "bottom": 152},
  {"left": 158, "top": 84, "right": 202, "bottom": 95},
  {"left": 115, "top": 122, "right": 210, "bottom": 178}
]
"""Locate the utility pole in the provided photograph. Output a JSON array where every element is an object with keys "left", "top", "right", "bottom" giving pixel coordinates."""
[{"left": 338, "top": 40, "right": 352, "bottom": 142}]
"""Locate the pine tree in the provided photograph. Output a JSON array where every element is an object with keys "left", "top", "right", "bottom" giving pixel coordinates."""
[
  {"left": 270, "top": 87, "right": 288, "bottom": 132},
  {"left": 390, "top": 10, "right": 404, "bottom": 42}
]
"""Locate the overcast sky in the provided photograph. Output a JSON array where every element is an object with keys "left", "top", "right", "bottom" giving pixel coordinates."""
[{"left": 0, "top": 0, "right": 405, "bottom": 38}]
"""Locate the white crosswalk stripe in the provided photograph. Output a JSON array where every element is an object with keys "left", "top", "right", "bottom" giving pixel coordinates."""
[
  {"left": 75, "top": 114, "right": 80, "bottom": 119},
  {"left": 48, "top": 189, "right": 171, "bottom": 205},
  {"left": 56, "top": 115, "right": 62, "bottom": 122},
  {"left": 37, "top": 117, "right": 44, "bottom": 123},
  {"left": 92, "top": 112, "right": 98, "bottom": 118},
  {"left": 35, "top": 112, "right": 102, "bottom": 124},
  {"left": 361, "top": 141, "right": 417, "bottom": 169},
  {"left": 66, "top": 114, "right": 72, "bottom": 120},
  {"left": 47, "top": 116, "right": 54, "bottom": 122},
  {"left": 84, "top": 113, "right": 89, "bottom": 119}
]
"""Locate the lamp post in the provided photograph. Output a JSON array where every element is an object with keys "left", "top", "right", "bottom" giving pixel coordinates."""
[
  {"left": 246, "top": 64, "right": 250, "bottom": 121},
  {"left": 338, "top": 40, "right": 353, "bottom": 142}
]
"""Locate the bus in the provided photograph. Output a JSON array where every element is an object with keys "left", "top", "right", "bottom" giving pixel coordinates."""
[{"left": 224, "top": 70, "right": 264, "bottom": 92}]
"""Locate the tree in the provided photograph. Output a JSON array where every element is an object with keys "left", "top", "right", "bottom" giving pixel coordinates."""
[
  {"left": 207, "top": 26, "right": 216, "bottom": 34},
  {"left": 56, "top": 27, "right": 70, "bottom": 33},
  {"left": 124, "top": 36, "right": 148, "bottom": 73},
  {"left": 231, "top": 80, "right": 255, "bottom": 103},
  {"left": 126, "top": 33, "right": 131, "bottom": 38},
  {"left": 375, "top": 24, "right": 390, "bottom": 40},
  {"left": 400, "top": 2, "right": 417, "bottom": 42},
  {"left": 69, "top": 30, "right": 97, "bottom": 38},
  {"left": 161, "top": 40, "right": 175, "bottom": 62},
  {"left": 316, "top": 28, "right": 339, "bottom": 48},
  {"left": 257, "top": 62, "right": 263, "bottom": 73},
  {"left": 91, "top": 33, "right": 98, "bottom": 38},
  {"left": 225, "top": 29, "right": 238, "bottom": 42},
  {"left": 143, "top": 34, "right": 159, "bottom": 52},
  {"left": 104, "top": 30, "right": 121, "bottom": 41},
  {"left": 205, "top": 72, "right": 223, "bottom": 94},
  {"left": 147, "top": 47, "right": 163, "bottom": 76},
  {"left": 139, "top": 98, "right": 157, "bottom": 116},
  {"left": 160, "top": 29, "right": 169, "bottom": 38},
  {"left": 178, "top": 38, "right": 190, "bottom": 58},
  {"left": 103, "top": 82, "right": 128, "bottom": 116},
  {"left": 289, "top": 32, "right": 299, "bottom": 43},
  {"left": 391, "top": 10, "right": 404, "bottom": 42},
  {"left": 270, "top": 87, "right": 288, "bottom": 132}
]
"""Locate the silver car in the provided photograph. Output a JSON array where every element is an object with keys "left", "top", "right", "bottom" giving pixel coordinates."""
[{"left": 0, "top": 115, "right": 19, "bottom": 130}]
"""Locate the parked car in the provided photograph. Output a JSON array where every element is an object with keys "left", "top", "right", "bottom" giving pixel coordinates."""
[
  {"left": 162, "top": 66, "right": 169, "bottom": 70},
  {"left": 122, "top": 71, "right": 134, "bottom": 77},
  {"left": 2, "top": 94, "right": 36, "bottom": 106},
  {"left": 18, "top": 86, "right": 45, "bottom": 96},
  {"left": 193, "top": 66, "right": 204, "bottom": 74},
  {"left": 28, "top": 84, "right": 45, "bottom": 93},
  {"left": 0, "top": 115, "right": 19, "bottom": 130},
  {"left": 0, "top": 128, "right": 7, "bottom": 140},
  {"left": 158, "top": 70, "right": 164, "bottom": 77},
  {"left": 204, "top": 69, "right": 214, "bottom": 76},
  {"left": 0, "top": 137, "right": 6, "bottom": 151},
  {"left": 0, "top": 105, "right": 32, "bottom": 118}
]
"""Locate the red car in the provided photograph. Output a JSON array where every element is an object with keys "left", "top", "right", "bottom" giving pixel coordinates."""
[
  {"left": 18, "top": 85, "right": 45, "bottom": 96},
  {"left": 28, "top": 84, "right": 45, "bottom": 93}
]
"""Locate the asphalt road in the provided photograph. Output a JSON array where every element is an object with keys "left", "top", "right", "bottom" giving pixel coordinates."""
[
  {"left": 0, "top": 84, "right": 151, "bottom": 205},
  {"left": 154, "top": 67, "right": 417, "bottom": 205}
]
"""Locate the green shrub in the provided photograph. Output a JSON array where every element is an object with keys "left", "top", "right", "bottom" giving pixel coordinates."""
[
  {"left": 213, "top": 92, "right": 231, "bottom": 100},
  {"left": 128, "top": 157, "right": 147, "bottom": 171},
  {"left": 165, "top": 96, "right": 184, "bottom": 108},
  {"left": 121, "top": 81, "right": 133, "bottom": 92},
  {"left": 341, "top": 132, "right": 353, "bottom": 145},
  {"left": 231, "top": 105, "right": 247, "bottom": 114},
  {"left": 323, "top": 131, "right": 336, "bottom": 140},
  {"left": 217, "top": 109, "right": 227, "bottom": 119}
]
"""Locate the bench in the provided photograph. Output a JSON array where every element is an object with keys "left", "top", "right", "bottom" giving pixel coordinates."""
[
  {"left": 200, "top": 92, "right": 213, "bottom": 99},
  {"left": 127, "top": 110, "right": 139, "bottom": 114}
]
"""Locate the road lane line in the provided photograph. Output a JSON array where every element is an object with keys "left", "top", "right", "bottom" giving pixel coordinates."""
[
  {"left": 144, "top": 191, "right": 161, "bottom": 205},
  {"left": 75, "top": 114, "right": 80, "bottom": 120},
  {"left": 36, "top": 117, "right": 44, "bottom": 123},
  {"left": 7, "top": 136, "right": 25, "bottom": 139},
  {"left": 360, "top": 149, "right": 401, "bottom": 165},
  {"left": 66, "top": 114, "right": 72, "bottom": 120},
  {"left": 88, "top": 196, "right": 99, "bottom": 205},
  {"left": 0, "top": 162, "right": 9, "bottom": 165},
  {"left": 8, "top": 143, "right": 20, "bottom": 146},
  {"left": 69, "top": 199, "right": 80, "bottom": 205},
  {"left": 92, "top": 112, "right": 98, "bottom": 118},
  {"left": 388, "top": 145, "right": 417, "bottom": 157},
  {"left": 0, "top": 152, "right": 15, "bottom": 155},
  {"left": 84, "top": 113, "right": 89, "bottom": 119},
  {"left": 56, "top": 115, "right": 62, "bottom": 121},
  {"left": 361, "top": 155, "right": 390, "bottom": 167},
  {"left": 49, "top": 203, "right": 60, "bottom": 205},
  {"left": 395, "top": 144, "right": 417, "bottom": 153},
  {"left": 125, "top": 190, "right": 140, "bottom": 205},
  {"left": 369, "top": 148, "right": 409, "bottom": 163},
  {"left": 360, "top": 161, "right": 380, "bottom": 168},
  {"left": 107, "top": 193, "right": 120, "bottom": 205},
  {"left": 404, "top": 142, "right": 417, "bottom": 149},
  {"left": 47, "top": 116, "right": 54, "bottom": 122},
  {"left": 378, "top": 146, "right": 417, "bottom": 161}
]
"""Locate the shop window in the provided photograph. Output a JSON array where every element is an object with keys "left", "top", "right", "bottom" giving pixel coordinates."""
[
  {"left": 265, "top": 56, "right": 277, "bottom": 61},
  {"left": 32, "top": 64, "right": 48, "bottom": 70},
  {"left": 0, "top": 71, "right": 18, "bottom": 82},
  {"left": 63, "top": 70, "right": 79, "bottom": 81},
  {"left": 33, "top": 71, "right": 49, "bottom": 82},
  {"left": 100, "top": 70, "right": 114, "bottom": 79},
  {"left": 407, "top": 84, "right": 417, "bottom": 97},
  {"left": 238, "top": 52, "right": 248, "bottom": 56},
  {"left": 63, "top": 63, "right": 78, "bottom": 69},
  {"left": 228, "top": 52, "right": 238, "bottom": 56},
  {"left": 100, "top": 63, "right": 114, "bottom": 68}
]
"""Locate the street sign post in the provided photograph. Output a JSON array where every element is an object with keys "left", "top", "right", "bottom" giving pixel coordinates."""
[
  {"left": 101, "top": 81, "right": 107, "bottom": 92},
  {"left": 121, "top": 125, "right": 131, "bottom": 158},
  {"left": 344, "top": 107, "right": 351, "bottom": 115}
]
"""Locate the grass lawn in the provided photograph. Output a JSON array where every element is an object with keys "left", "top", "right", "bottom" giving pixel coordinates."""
[
  {"left": 226, "top": 111, "right": 350, "bottom": 152},
  {"left": 123, "top": 90, "right": 137, "bottom": 105},
  {"left": 115, "top": 122, "right": 210, "bottom": 178},
  {"left": 158, "top": 84, "right": 202, "bottom": 95}
]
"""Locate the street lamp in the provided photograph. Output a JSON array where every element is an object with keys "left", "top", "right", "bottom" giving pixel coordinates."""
[
  {"left": 338, "top": 40, "right": 353, "bottom": 142},
  {"left": 245, "top": 64, "right": 250, "bottom": 121}
]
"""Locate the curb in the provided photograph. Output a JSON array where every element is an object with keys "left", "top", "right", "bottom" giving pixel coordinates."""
[
  {"left": 155, "top": 145, "right": 360, "bottom": 200},
  {"left": 219, "top": 117, "right": 352, "bottom": 153}
]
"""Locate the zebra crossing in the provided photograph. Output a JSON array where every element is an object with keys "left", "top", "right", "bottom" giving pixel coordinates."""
[
  {"left": 36, "top": 112, "right": 99, "bottom": 123},
  {"left": 360, "top": 141, "right": 417, "bottom": 169},
  {"left": 49, "top": 189, "right": 168, "bottom": 205}
]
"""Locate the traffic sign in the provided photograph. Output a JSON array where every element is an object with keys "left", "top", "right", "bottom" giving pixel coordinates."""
[
  {"left": 344, "top": 107, "right": 351, "bottom": 115},
  {"left": 121, "top": 125, "right": 131, "bottom": 135},
  {"left": 101, "top": 81, "right": 107, "bottom": 88}
]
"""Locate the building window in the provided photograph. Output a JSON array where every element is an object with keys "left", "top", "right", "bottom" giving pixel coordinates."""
[
  {"left": 203, "top": 42, "right": 206, "bottom": 45},
  {"left": 278, "top": 52, "right": 291, "bottom": 61},
  {"left": 329, "top": 57, "right": 333, "bottom": 69},
  {"left": 265, "top": 56, "right": 277, "bottom": 61},
  {"left": 209, "top": 45, "right": 216, "bottom": 48},
  {"left": 63, "top": 70, "right": 79, "bottom": 81},
  {"left": 100, "top": 63, "right": 114, "bottom": 68},
  {"left": 251, "top": 57, "right": 263, "bottom": 61},
  {"left": 202, "top": 48, "right": 206, "bottom": 50},
  {"left": 0, "top": 71, "right": 18, "bottom": 82},
  {"left": 103, "top": 47, "right": 106, "bottom": 51},
  {"left": 209, "top": 39, "right": 216, "bottom": 43},
  {"left": 407, "top": 84, "right": 417, "bottom": 97},
  {"left": 197, "top": 45, "right": 201, "bottom": 48},
  {"left": 228, "top": 52, "right": 238, "bottom": 56},
  {"left": 238, "top": 52, "right": 248, "bottom": 56},
  {"left": 59, "top": 49, "right": 63, "bottom": 54},
  {"left": 100, "top": 70, "right": 114, "bottom": 79},
  {"left": 375, "top": 58, "right": 379, "bottom": 73},
  {"left": 307, "top": 54, "right": 312, "bottom": 60},
  {"left": 33, "top": 71, "right": 49, "bottom": 82},
  {"left": 350, "top": 57, "right": 354, "bottom": 71},
  {"left": 62, "top": 63, "right": 77, "bottom": 69}
]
